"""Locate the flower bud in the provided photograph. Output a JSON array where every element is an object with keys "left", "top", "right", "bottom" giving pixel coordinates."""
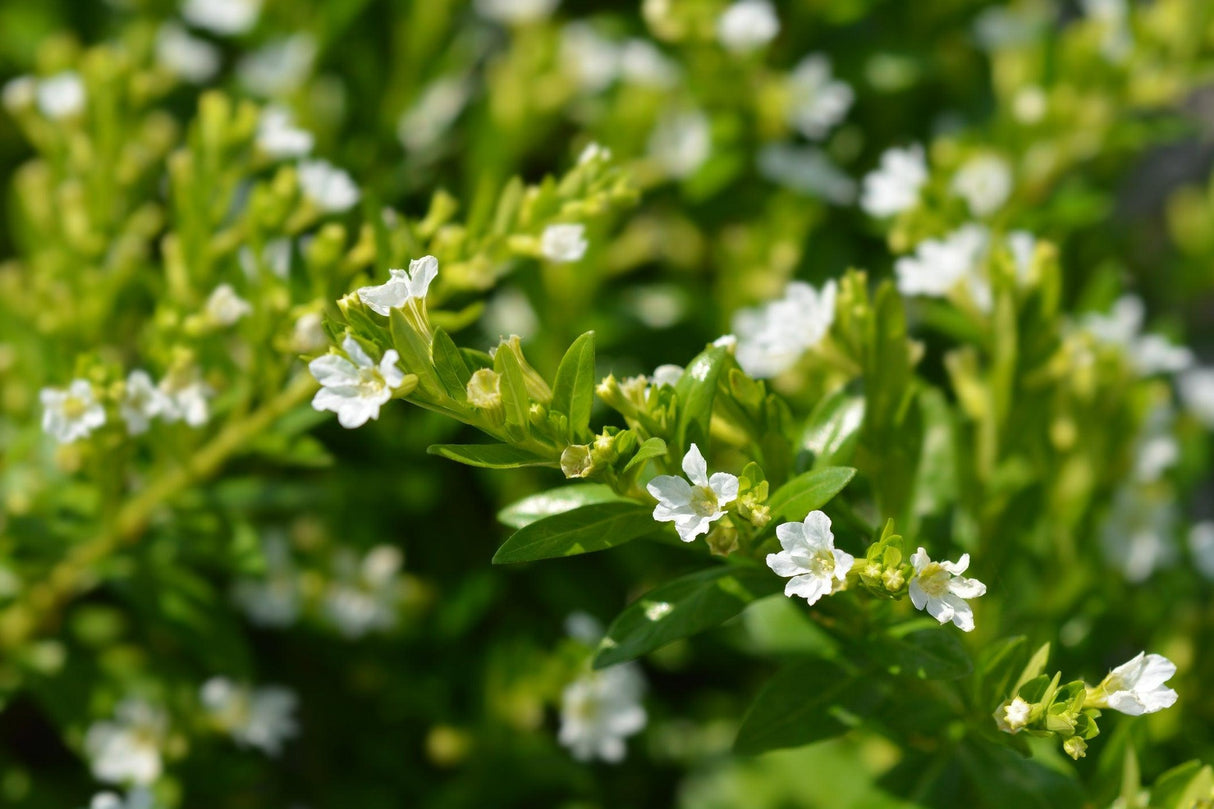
[
  {"left": 1063, "top": 736, "right": 1087, "bottom": 760},
  {"left": 705, "top": 522, "right": 739, "bottom": 557},
  {"left": 561, "top": 444, "right": 594, "bottom": 479},
  {"left": 466, "top": 369, "right": 502, "bottom": 409}
]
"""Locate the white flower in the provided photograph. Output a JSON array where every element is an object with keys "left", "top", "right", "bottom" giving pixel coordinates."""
[
  {"left": 787, "top": 55, "right": 854, "bottom": 140},
  {"left": 309, "top": 336, "right": 405, "bottom": 429},
  {"left": 578, "top": 142, "right": 612, "bottom": 166},
  {"left": 540, "top": 224, "right": 588, "bottom": 263},
  {"left": 651, "top": 364, "right": 684, "bottom": 389},
  {"left": 646, "top": 444, "right": 739, "bottom": 543},
  {"left": 766, "top": 511, "right": 854, "bottom": 605},
  {"left": 1081, "top": 296, "right": 1195, "bottom": 376},
  {"left": 951, "top": 154, "right": 1013, "bottom": 217},
  {"left": 237, "top": 34, "right": 317, "bottom": 97},
  {"left": 256, "top": 107, "right": 313, "bottom": 159},
  {"left": 232, "top": 534, "right": 301, "bottom": 628},
  {"left": 240, "top": 237, "right": 292, "bottom": 280},
  {"left": 2, "top": 75, "right": 36, "bottom": 113},
  {"left": 895, "top": 223, "right": 990, "bottom": 304},
  {"left": 560, "top": 23, "right": 620, "bottom": 92},
  {"left": 155, "top": 23, "right": 221, "bottom": 84},
  {"left": 1188, "top": 522, "right": 1214, "bottom": 581},
  {"left": 397, "top": 76, "right": 469, "bottom": 153},
  {"left": 483, "top": 288, "right": 539, "bottom": 340},
  {"left": 84, "top": 699, "right": 167, "bottom": 785},
  {"left": 732, "top": 280, "right": 837, "bottom": 378},
  {"left": 1101, "top": 484, "right": 1177, "bottom": 583},
  {"left": 716, "top": 0, "right": 779, "bottom": 54},
  {"left": 618, "top": 39, "right": 679, "bottom": 88},
  {"left": 475, "top": 0, "right": 559, "bottom": 24},
  {"left": 1179, "top": 367, "right": 1214, "bottom": 428},
  {"left": 182, "top": 0, "right": 261, "bottom": 35},
  {"left": 1007, "top": 230, "right": 1037, "bottom": 280},
  {"left": 1001, "top": 696, "right": 1031, "bottom": 733},
  {"left": 356, "top": 255, "right": 438, "bottom": 316},
  {"left": 89, "top": 788, "right": 157, "bottom": 809},
  {"left": 1090, "top": 652, "right": 1178, "bottom": 716},
  {"left": 908, "top": 547, "right": 986, "bottom": 632},
  {"left": 298, "top": 159, "right": 360, "bottom": 213},
  {"left": 120, "top": 370, "right": 171, "bottom": 435},
  {"left": 558, "top": 664, "right": 647, "bottom": 763},
  {"left": 158, "top": 372, "right": 211, "bottom": 427},
  {"left": 757, "top": 144, "right": 856, "bottom": 204},
  {"left": 290, "top": 311, "right": 329, "bottom": 354},
  {"left": 200, "top": 677, "right": 299, "bottom": 755},
  {"left": 36, "top": 71, "right": 85, "bottom": 120},
  {"left": 323, "top": 545, "right": 404, "bottom": 638},
  {"left": 860, "top": 144, "right": 928, "bottom": 218},
  {"left": 41, "top": 379, "right": 106, "bottom": 443},
  {"left": 648, "top": 110, "right": 711, "bottom": 179},
  {"left": 205, "top": 283, "right": 252, "bottom": 326}
]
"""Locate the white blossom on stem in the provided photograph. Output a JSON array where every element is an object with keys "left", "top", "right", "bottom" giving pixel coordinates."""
[
  {"left": 558, "top": 664, "right": 647, "bottom": 763},
  {"left": 309, "top": 336, "right": 405, "bottom": 429},
  {"left": 84, "top": 700, "right": 167, "bottom": 786},
  {"left": 120, "top": 370, "right": 170, "bottom": 435},
  {"left": 200, "top": 677, "right": 299, "bottom": 755},
  {"left": 1088, "top": 652, "right": 1178, "bottom": 716},
  {"left": 646, "top": 444, "right": 739, "bottom": 543},
  {"left": 41, "top": 379, "right": 106, "bottom": 443},
  {"left": 540, "top": 224, "right": 588, "bottom": 263},
  {"left": 766, "top": 511, "right": 854, "bottom": 605},
  {"left": 716, "top": 0, "right": 779, "bottom": 54},
  {"left": 298, "top": 159, "right": 360, "bottom": 213},
  {"left": 356, "top": 255, "right": 438, "bottom": 316},
  {"left": 861, "top": 144, "right": 928, "bottom": 218},
  {"left": 908, "top": 547, "right": 986, "bottom": 631}
]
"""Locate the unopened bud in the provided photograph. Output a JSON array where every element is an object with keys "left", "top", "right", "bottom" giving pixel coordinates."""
[
  {"left": 466, "top": 369, "right": 502, "bottom": 409},
  {"left": 705, "top": 523, "right": 739, "bottom": 557},
  {"left": 1063, "top": 736, "right": 1087, "bottom": 760},
  {"left": 561, "top": 444, "right": 594, "bottom": 479}
]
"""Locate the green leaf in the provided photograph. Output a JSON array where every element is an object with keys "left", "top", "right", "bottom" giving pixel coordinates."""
[
  {"left": 492, "top": 502, "right": 657, "bottom": 564},
  {"left": 494, "top": 342, "right": 531, "bottom": 436},
  {"left": 766, "top": 467, "right": 856, "bottom": 524},
  {"left": 1013, "top": 642, "right": 1051, "bottom": 694},
  {"left": 1150, "top": 761, "right": 1214, "bottom": 809},
  {"left": 976, "top": 635, "right": 1028, "bottom": 704},
  {"left": 957, "top": 736, "right": 1086, "bottom": 809},
  {"left": 389, "top": 309, "right": 439, "bottom": 394},
  {"left": 497, "top": 484, "right": 623, "bottom": 529},
  {"left": 550, "top": 331, "right": 596, "bottom": 441},
  {"left": 674, "top": 344, "right": 729, "bottom": 451},
  {"left": 594, "top": 565, "right": 782, "bottom": 668},
  {"left": 801, "top": 389, "right": 865, "bottom": 467},
  {"left": 734, "top": 658, "right": 881, "bottom": 755},
  {"left": 427, "top": 444, "right": 556, "bottom": 469},
  {"left": 432, "top": 327, "right": 472, "bottom": 400},
  {"left": 869, "top": 627, "right": 973, "bottom": 680},
  {"left": 623, "top": 437, "right": 667, "bottom": 474}
]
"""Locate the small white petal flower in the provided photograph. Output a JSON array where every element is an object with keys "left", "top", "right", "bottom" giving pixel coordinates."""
[
  {"left": 84, "top": 700, "right": 167, "bottom": 786},
  {"left": 951, "top": 154, "right": 1013, "bottom": 217},
  {"left": 237, "top": 34, "right": 317, "bottom": 97},
  {"left": 578, "top": 141, "right": 612, "bottom": 165},
  {"left": 155, "top": 23, "right": 221, "bottom": 84},
  {"left": 356, "top": 256, "right": 439, "bottom": 316},
  {"left": 1091, "top": 652, "right": 1178, "bottom": 716},
  {"left": 89, "top": 788, "right": 157, "bottom": 809},
  {"left": 158, "top": 370, "right": 212, "bottom": 427},
  {"left": 646, "top": 444, "right": 739, "bottom": 543},
  {"left": 120, "top": 370, "right": 171, "bottom": 436},
  {"left": 298, "top": 159, "right": 360, "bottom": 213},
  {"left": 787, "top": 55, "right": 854, "bottom": 140},
  {"left": 240, "top": 237, "right": 292, "bottom": 280},
  {"left": 1179, "top": 367, "right": 1214, "bottom": 428},
  {"left": 1188, "top": 521, "right": 1214, "bottom": 581},
  {"left": 200, "top": 677, "right": 299, "bottom": 755},
  {"left": 895, "top": 223, "right": 990, "bottom": 305},
  {"left": 397, "top": 76, "right": 469, "bottom": 153},
  {"left": 41, "top": 379, "right": 106, "bottom": 443},
  {"left": 36, "top": 71, "right": 85, "bottom": 120},
  {"left": 618, "top": 39, "right": 679, "bottom": 88},
  {"left": 322, "top": 544, "right": 405, "bottom": 638},
  {"left": 1100, "top": 484, "right": 1177, "bottom": 583},
  {"left": 650, "top": 364, "right": 683, "bottom": 389},
  {"left": 309, "top": 336, "right": 406, "bottom": 429},
  {"left": 648, "top": 110, "right": 711, "bottom": 179},
  {"left": 766, "top": 510, "right": 854, "bottom": 605},
  {"left": 861, "top": 144, "right": 928, "bottom": 218},
  {"left": 232, "top": 534, "right": 301, "bottom": 628},
  {"left": 908, "top": 547, "right": 986, "bottom": 631},
  {"left": 205, "top": 283, "right": 253, "bottom": 326},
  {"left": 256, "top": 107, "right": 314, "bottom": 159},
  {"left": 483, "top": 288, "right": 539, "bottom": 340},
  {"left": 716, "top": 0, "right": 780, "bottom": 54},
  {"left": 1130, "top": 335, "right": 1194, "bottom": 376},
  {"left": 1001, "top": 696, "right": 1031, "bottom": 733},
  {"left": 182, "top": 0, "right": 261, "bottom": 35},
  {"left": 1081, "top": 296, "right": 1195, "bottom": 376},
  {"left": 558, "top": 664, "right": 647, "bottom": 763},
  {"left": 732, "top": 280, "right": 837, "bottom": 379},
  {"left": 475, "top": 0, "right": 559, "bottom": 24},
  {"left": 540, "top": 224, "right": 588, "bottom": 263},
  {"left": 560, "top": 24, "right": 620, "bottom": 93},
  {"left": 2, "top": 75, "right": 36, "bottom": 113},
  {"left": 290, "top": 311, "right": 329, "bottom": 354}
]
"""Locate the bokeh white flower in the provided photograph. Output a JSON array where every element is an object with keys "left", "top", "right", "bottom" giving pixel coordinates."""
[
  {"left": 257, "top": 107, "right": 314, "bottom": 159},
  {"left": 323, "top": 544, "right": 406, "bottom": 638},
  {"left": 540, "top": 224, "right": 588, "bottom": 263},
  {"left": 84, "top": 699, "right": 167, "bottom": 786},
  {"left": 200, "top": 677, "right": 299, "bottom": 755},
  {"left": 787, "top": 55, "right": 854, "bottom": 140},
  {"left": 182, "top": 0, "right": 261, "bottom": 36},
  {"left": 861, "top": 144, "right": 928, "bottom": 217},
  {"left": 155, "top": 24, "right": 221, "bottom": 84},
  {"left": 298, "top": 159, "right": 360, "bottom": 213},
  {"left": 558, "top": 664, "right": 647, "bottom": 763},
  {"left": 716, "top": 0, "right": 779, "bottom": 54},
  {"left": 41, "top": 379, "right": 106, "bottom": 443},
  {"left": 951, "top": 153, "right": 1013, "bottom": 217},
  {"left": 732, "top": 280, "right": 837, "bottom": 378},
  {"left": 35, "top": 71, "right": 85, "bottom": 120}
]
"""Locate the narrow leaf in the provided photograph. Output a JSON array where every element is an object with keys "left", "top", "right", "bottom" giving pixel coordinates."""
[
  {"left": 623, "top": 437, "right": 667, "bottom": 474},
  {"left": 432, "top": 327, "right": 472, "bottom": 399},
  {"left": 427, "top": 444, "right": 555, "bottom": 469},
  {"left": 551, "top": 331, "right": 596, "bottom": 441},
  {"left": 494, "top": 343, "right": 531, "bottom": 434},
  {"left": 766, "top": 467, "right": 856, "bottom": 524},
  {"left": 389, "top": 309, "right": 439, "bottom": 393},
  {"left": 594, "top": 565, "right": 782, "bottom": 668},
  {"left": 869, "top": 627, "right": 973, "bottom": 680},
  {"left": 675, "top": 344, "right": 729, "bottom": 451},
  {"left": 492, "top": 502, "right": 656, "bottom": 564},
  {"left": 497, "top": 484, "right": 623, "bottom": 529}
]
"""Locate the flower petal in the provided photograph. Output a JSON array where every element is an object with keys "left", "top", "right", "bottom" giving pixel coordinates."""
[
  {"left": 681, "top": 443, "right": 709, "bottom": 486},
  {"left": 341, "top": 335, "right": 375, "bottom": 368},
  {"left": 801, "top": 510, "right": 834, "bottom": 550},
  {"left": 709, "top": 472, "right": 739, "bottom": 505},
  {"left": 947, "top": 575, "right": 986, "bottom": 599},
  {"left": 785, "top": 573, "right": 832, "bottom": 604},
  {"left": 647, "top": 475, "right": 692, "bottom": 508},
  {"left": 309, "top": 354, "right": 358, "bottom": 387},
  {"left": 775, "top": 521, "right": 809, "bottom": 553},
  {"left": 766, "top": 550, "right": 806, "bottom": 578},
  {"left": 407, "top": 255, "right": 439, "bottom": 298}
]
